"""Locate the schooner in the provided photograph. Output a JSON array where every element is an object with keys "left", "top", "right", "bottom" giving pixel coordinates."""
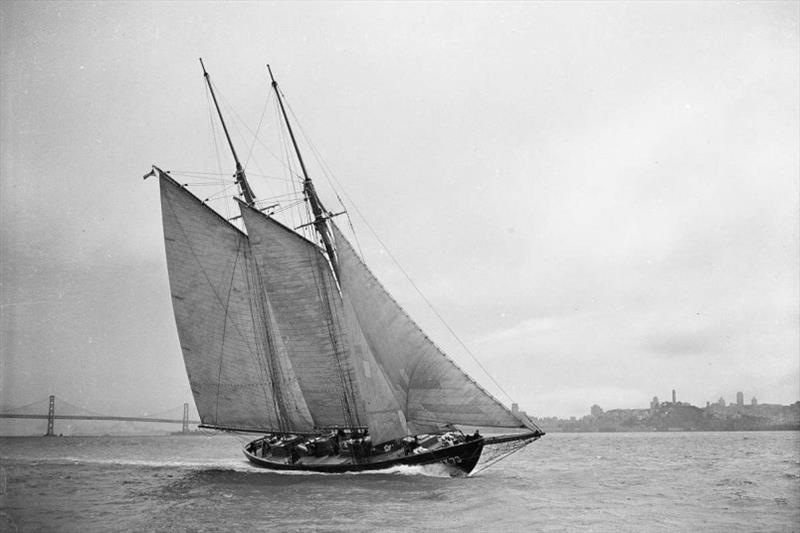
[{"left": 146, "top": 60, "right": 544, "bottom": 474}]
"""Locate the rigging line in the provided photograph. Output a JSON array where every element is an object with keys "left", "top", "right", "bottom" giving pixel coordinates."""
[
  {"left": 214, "top": 237, "right": 244, "bottom": 425},
  {"left": 304, "top": 231, "right": 360, "bottom": 429},
  {"left": 168, "top": 170, "right": 231, "bottom": 176},
  {"left": 204, "top": 77, "right": 231, "bottom": 221},
  {"left": 280, "top": 94, "right": 347, "bottom": 208},
  {"left": 201, "top": 183, "right": 240, "bottom": 202},
  {"left": 276, "top": 102, "right": 304, "bottom": 234},
  {"left": 170, "top": 170, "right": 291, "bottom": 182},
  {"left": 215, "top": 88, "right": 298, "bottom": 179},
  {"left": 271, "top": 198, "right": 306, "bottom": 210},
  {"left": 243, "top": 245, "right": 288, "bottom": 432},
  {"left": 169, "top": 175, "right": 231, "bottom": 183},
  {"left": 179, "top": 182, "right": 238, "bottom": 187},
  {"left": 215, "top": 88, "right": 253, "bottom": 170},
  {"left": 256, "top": 190, "right": 303, "bottom": 201},
  {"left": 300, "top": 139, "right": 365, "bottom": 258},
  {"left": 469, "top": 438, "right": 535, "bottom": 477},
  {"left": 204, "top": 77, "right": 269, "bottom": 208},
  {"left": 282, "top": 98, "right": 514, "bottom": 405},
  {"left": 279, "top": 96, "right": 366, "bottom": 258},
  {"left": 244, "top": 90, "right": 273, "bottom": 169}
]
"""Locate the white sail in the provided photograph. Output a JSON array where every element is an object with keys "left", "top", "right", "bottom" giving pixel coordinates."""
[
  {"left": 332, "top": 224, "right": 525, "bottom": 433},
  {"left": 159, "top": 173, "right": 313, "bottom": 432},
  {"left": 339, "top": 293, "right": 409, "bottom": 444},
  {"left": 239, "top": 202, "right": 363, "bottom": 429}
]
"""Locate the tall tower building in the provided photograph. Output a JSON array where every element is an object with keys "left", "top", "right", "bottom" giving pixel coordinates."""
[
  {"left": 672, "top": 389, "right": 676, "bottom": 404},
  {"left": 736, "top": 391, "right": 744, "bottom": 406}
]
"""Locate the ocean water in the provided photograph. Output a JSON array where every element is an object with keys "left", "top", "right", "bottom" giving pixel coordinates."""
[{"left": 0, "top": 431, "right": 797, "bottom": 532}]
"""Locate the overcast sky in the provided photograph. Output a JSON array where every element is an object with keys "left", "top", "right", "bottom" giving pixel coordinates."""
[{"left": 1, "top": 1, "right": 798, "bottom": 421}]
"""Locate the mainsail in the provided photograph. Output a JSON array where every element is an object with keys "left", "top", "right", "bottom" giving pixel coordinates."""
[
  {"left": 238, "top": 202, "right": 362, "bottom": 429},
  {"left": 239, "top": 202, "right": 409, "bottom": 444},
  {"left": 159, "top": 173, "right": 313, "bottom": 433}
]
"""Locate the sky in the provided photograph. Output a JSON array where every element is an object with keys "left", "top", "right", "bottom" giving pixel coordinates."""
[{"left": 1, "top": 1, "right": 798, "bottom": 424}]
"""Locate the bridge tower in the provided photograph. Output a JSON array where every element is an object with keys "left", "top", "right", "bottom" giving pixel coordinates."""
[
  {"left": 46, "top": 395, "right": 55, "bottom": 436},
  {"left": 182, "top": 403, "right": 189, "bottom": 434}
]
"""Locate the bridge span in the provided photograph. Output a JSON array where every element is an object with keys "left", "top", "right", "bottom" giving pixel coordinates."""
[{"left": 0, "top": 396, "right": 200, "bottom": 435}]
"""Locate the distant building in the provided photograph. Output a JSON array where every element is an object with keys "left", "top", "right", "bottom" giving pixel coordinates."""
[
  {"left": 751, "top": 396, "right": 758, "bottom": 406},
  {"left": 706, "top": 401, "right": 710, "bottom": 408},
  {"left": 651, "top": 396, "right": 659, "bottom": 410},
  {"left": 672, "top": 389, "right": 677, "bottom": 404},
  {"left": 736, "top": 392, "right": 744, "bottom": 406},
  {"left": 590, "top": 404, "right": 604, "bottom": 417},
  {"left": 718, "top": 397, "right": 726, "bottom": 407},
  {"left": 512, "top": 403, "right": 519, "bottom": 414}
]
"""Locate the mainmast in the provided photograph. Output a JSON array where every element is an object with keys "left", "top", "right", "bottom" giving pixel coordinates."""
[
  {"left": 267, "top": 65, "right": 339, "bottom": 272},
  {"left": 200, "top": 58, "right": 256, "bottom": 206}
]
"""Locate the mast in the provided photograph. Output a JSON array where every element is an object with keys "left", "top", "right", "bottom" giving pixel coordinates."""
[
  {"left": 266, "top": 64, "right": 339, "bottom": 272},
  {"left": 200, "top": 58, "right": 256, "bottom": 206},
  {"left": 266, "top": 65, "right": 362, "bottom": 431}
]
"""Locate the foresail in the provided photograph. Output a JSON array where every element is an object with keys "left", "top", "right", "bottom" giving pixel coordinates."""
[
  {"left": 239, "top": 203, "right": 362, "bottom": 429},
  {"left": 332, "top": 224, "right": 525, "bottom": 433},
  {"left": 159, "top": 174, "right": 313, "bottom": 432}
]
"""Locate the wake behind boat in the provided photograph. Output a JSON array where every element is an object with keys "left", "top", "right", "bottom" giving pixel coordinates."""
[{"left": 147, "top": 60, "right": 544, "bottom": 475}]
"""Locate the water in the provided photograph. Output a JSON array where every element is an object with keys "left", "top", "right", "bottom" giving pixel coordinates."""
[{"left": 1, "top": 432, "right": 797, "bottom": 532}]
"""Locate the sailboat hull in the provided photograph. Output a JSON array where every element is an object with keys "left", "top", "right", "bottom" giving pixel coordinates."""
[{"left": 243, "top": 437, "right": 484, "bottom": 475}]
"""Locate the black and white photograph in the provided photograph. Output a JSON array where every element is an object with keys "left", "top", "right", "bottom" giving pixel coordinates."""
[{"left": 1, "top": 1, "right": 798, "bottom": 531}]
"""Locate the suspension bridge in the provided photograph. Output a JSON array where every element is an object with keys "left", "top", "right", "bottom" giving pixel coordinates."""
[{"left": 0, "top": 396, "right": 200, "bottom": 435}]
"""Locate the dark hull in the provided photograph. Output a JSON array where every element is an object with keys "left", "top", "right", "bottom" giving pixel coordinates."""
[{"left": 244, "top": 438, "right": 485, "bottom": 475}]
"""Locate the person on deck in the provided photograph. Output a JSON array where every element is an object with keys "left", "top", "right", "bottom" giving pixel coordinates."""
[{"left": 261, "top": 439, "right": 270, "bottom": 457}]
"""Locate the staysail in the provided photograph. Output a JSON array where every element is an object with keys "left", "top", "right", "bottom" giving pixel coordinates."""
[
  {"left": 159, "top": 172, "right": 313, "bottom": 432},
  {"left": 331, "top": 224, "right": 527, "bottom": 434},
  {"left": 338, "top": 293, "right": 410, "bottom": 444}
]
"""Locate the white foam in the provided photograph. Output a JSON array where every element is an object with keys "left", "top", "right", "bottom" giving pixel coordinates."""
[{"left": 29, "top": 456, "right": 462, "bottom": 477}]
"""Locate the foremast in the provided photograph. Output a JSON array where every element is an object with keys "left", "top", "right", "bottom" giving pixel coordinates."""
[{"left": 200, "top": 58, "right": 256, "bottom": 206}]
